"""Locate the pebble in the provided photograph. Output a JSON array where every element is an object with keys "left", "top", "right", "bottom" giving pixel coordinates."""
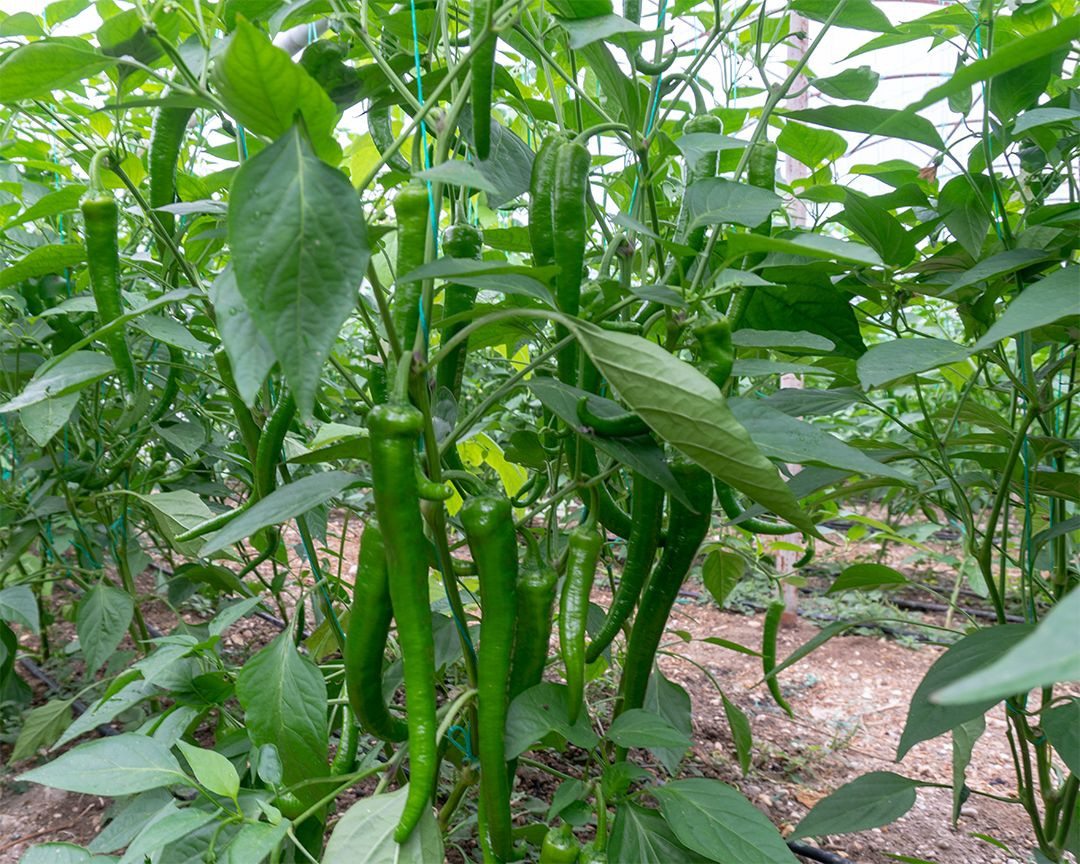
[{"left": 960, "top": 804, "right": 979, "bottom": 818}]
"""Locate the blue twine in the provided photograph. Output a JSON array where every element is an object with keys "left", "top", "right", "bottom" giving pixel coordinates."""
[
  {"left": 628, "top": 0, "right": 670, "bottom": 214},
  {"left": 446, "top": 724, "right": 474, "bottom": 762}
]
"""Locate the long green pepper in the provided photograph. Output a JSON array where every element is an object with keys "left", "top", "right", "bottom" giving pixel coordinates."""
[
  {"left": 343, "top": 520, "right": 409, "bottom": 742},
  {"left": 82, "top": 151, "right": 136, "bottom": 393},
  {"left": 435, "top": 222, "right": 483, "bottom": 399},
  {"left": 560, "top": 521, "right": 603, "bottom": 725},
  {"left": 508, "top": 533, "right": 558, "bottom": 702},
  {"left": 551, "top": 141, "right": 591, "bottom": 385},
  {"left": 615, "top": 460, "right": 712, "bottom": 725},
  {"left": 460, "top": 495, "right": 518, "bottom": 862},
  {"left": 470, "top": 0, "right": 496, "bottom": 161},
  {"left": 391, "top": 181, "right": 431, "bottom": 351},
  {"left": 585, "top": 474, "right": 663, "bottom": 663},
  {"left": 367, "top": 403, "right": 438, "bottom": 843}
]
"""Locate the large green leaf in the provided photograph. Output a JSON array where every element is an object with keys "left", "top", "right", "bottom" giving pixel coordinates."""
[
  {"left": 19, "top": 733, "right": 186, "bottom": 795},
  {"left": 455, "top": 105, "right": 537, "bottom": 209},
  {"left": 607, "top": 709, "right": 691, "bottom": 751},
  {"left": 857, "top": 338, "right": 970, "bottom": 389},
  {"left": 897, "top": 624, "right": 1033, "bottom": 758},
  {"left": 791, "top": 772, "right": 926, "bottom": 839},
  {"left": 228, "top": 124, "right": 370, "bottom": 418},
  {"left": 776, "top": 120, "right": 847, "bottom": 169},
  {"left": 826, "top": 563, "right": 909, "bottom": 594},
  {"left": 934, "top": 591, "right": 1080, "bottom": 705},
  {"left": 728, "top": 398, "right": 909, "bottom": 481},
  {"left": 608, "top": 803, "right": 698, "bottom": 864},
  {"left": 792, "top": 0, "right": 894, "bottom": 32},
  {"left": 727, "top": 231, "right": 882, "bottom": 267},
  {"left": 951, "top": 714, "right": 984, "bottom": 826},
  {"left": 76, "top": 583, "right": 134, "bottom": 674},
  {"left": 781, "top": 105, "right": 943, "bottom": 150},
  {"left": 643, "top": 670, "right": 693, "bottom": 773},
  {"left": 946, "top": 248, "right": 1050, "bottom": 295},
  {"left": 571, "top": 323, "right": 816, "bottom": 535},
  {"left": 903, "top": 15, "right": 1079, "bottom": 115},
  {"left": 505, "top": 683, "right": 599, "bottom": 759},
  {"left": 841, "top": 191, "right": 916, "bottom": 267},
  {"left": 0, "top": 38, "right": 116, "bottom": 102},
  {"left": 235, "top": 629, "right": 328, "bottom": 805},
  {"left": 1042, "top": 699, "right": 1080, "bottom": 775},
  {"left": 209, "top": 267, "right": 274, "bottom": 407},
  {"left": 9, "top": 697, "right": 74, "bottom": 762},
  {"left": 938, "top": 174, "right": 991, "bottom": 259},
  {"left": 652, "top": 778, "right": 797, "bottom": 863},
  {"left": 212, "top": 18, "right": 339, "bottom": 162},
  {"left": 200, "top": 471, "right": 359, "bottom": 555},
  {"left": 733, "top": 283, "right": 866, "bottom": 358},
  {"left": 810, "top": 66, "right": 879, "bottom": 101},
  {"left": 323, "top": 784, "right": 443, "bottom": 863},
  {"left": 972, "top": 265, "right": 1079, "bottom": 350},
  {"left": 686, "top": 178, "right": 782, "bottom": 229},
  {"left": 0, "top": 350, "right": 112, "bottom": 414}
]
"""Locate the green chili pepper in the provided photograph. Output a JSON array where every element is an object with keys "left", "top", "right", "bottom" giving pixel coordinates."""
[
  {"left": 579, "top": 841, "right": 608, "bottom": 864},
  {"left": 510, "top": 473, "right": 549, "bottom": 509},
  {"left": 578, "top": 444, "right": 633, "bottom": 540},
  {"left": 540, "top": 823, "right": 580, "bottom": 864},
  {"left": 715, "top": 480, "right": 799, "bottom": 536},
  {"left": 461, "top": 495, "right": 518, "bottom": 862},
  {"left": 586, "top": 474, "right": 663, "bottom": 663},
  {"left": 560, "top": 522, "right": 603, "bottom": 725},
  {"left": 470, "top": 0, "right": 496, "bottom": 161},
  {"left": 435, "top": 221, "right": 483, "bottom": 400},
  {"left": 369, "top": 105, "right": 411, "bottom": 173},
  {"left": 508, "top": 531, "right": 558, "bottom": 702},
  {"left": 391, "top": 181, "right": 431, "bottom": 351},
  {"left": 148, "top": 345, "right": 182, "bottom": 423},
  {"left": 747, "top": 140, "right": 779, "bottom": 193},
  {"left": 254, "top": 392, "right": 296, "bottom": 500},
  {"left": 148, "top": 104, "right": 194, "bottom": 250},
  {"left": 329, "top": 704, "right": 359, "bottom": 775},
  {"left": 551, "top": 141, "right": 591, "bottom": 385},
  {"left": 763, "top": 600, "right": 794, "bottom": 717},
  {"left": 575, "top": 396, "right": 650, "bottom": 438},
  {"left": 344, "top": 520, "right": 408, "bottom": 742},
  {"left": 674, "top": 114, "right": 723, "bottom": 281},
  {"left": 82, "top": 152, "right": 136, "bottom": 393},
  {"left": 615, "top": 460, "right": 712, "bottom": 724},
  {"left": 367, "top": 402, "right": 438, "bottom": 843},
  {"left": 528, "top": 134, "right": 567, "bottom": 269},
  {"left": 415, "top": 459, "right": 454, "bottom": 501},
  {"left": 213, "top": 348, "right": 261, "bottom": 469},
  {"left": 692, "top": 315, "right": 734, "bottom": 389}
]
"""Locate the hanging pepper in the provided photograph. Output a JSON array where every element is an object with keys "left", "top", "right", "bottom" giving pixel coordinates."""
[
  {"left": 470, "top": 0, "right": 496, "bottom": 160},
  {"left": 560, "top": 521, "right": 603, "bottom": 725},
  {"left": 435, "top": 221, "right": 483, "bottom": 399},
  {"left": 82, "top": 149, "right": 136, "bottom": 393},
  {"left": 551, "top": 140, "right": 591, "bottom": 385},
  {"left": 391, "top": 181, "right": 431, "bottom": 352},
  {"left": 540, "top": 823, "right": 581, "bottom": 864},
  {"left": 508, "top": 531, "right": 558, "bottom": 702},
  {"left": 148, "top": 102, "right": 194, "bottom": 252},
  {"left": 367, "top": 402, "right": 438, "bottom": 843},
  {"left": 528, "top": 134, "right": 567, "bottom": 269},
  {"left": 460, "top": 495, "right": 518, "bottom": 862},
  {"left": 692, "top": 315, "right": 734, "bottom": 389}
]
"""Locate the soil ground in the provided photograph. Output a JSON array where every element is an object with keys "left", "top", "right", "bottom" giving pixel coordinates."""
[{"left": 0, "top": 516, "right": 1064, "bottom": 864}]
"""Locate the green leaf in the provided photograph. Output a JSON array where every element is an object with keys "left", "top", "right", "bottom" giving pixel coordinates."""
[
  {"left": 76, "top": 583, "right": 134, "bottom": 674},
  {"left": 1013, "top": 107, "right": 1080, "bottom": 134},
  {"left": 609, "top": 803, "right": 698, "bottom": 864},
  {"left": 224, "top": 821, "right": 290, "bottom": 864},
  {"left": 675, "top": 133, "right": 748, "bottom": 168},
  {"left": 903, "top": 16, "right": 1079, "bottom": 115},
  {"left": 456, "top": 105, "right": 537, "bottom": 210},
  {"left": 1042, "top": 700, "right": 1080, "bottom": 775},
  {"left": 730, "top": 329, "right": 834, "bottom": 352},
  {"left": 323, "top": 783, "right": 444, "bottom": 863},
  {"left": 0, "top": 242, "right": 85, "bottom": 289},
  {"left": 727, "top": 231, "right": 883, "bottom": 267},
  {"left": 857, "top": 338, "right": 969, "bottom": 389},
  {"left": 701, "top": 549, "right": 744, "bottom": 607},
  {"left": 841, "top": 191, "right": 916, "bottom": 267},
  {"left": 792, "top": 0, "right": 894, "bottom": 32},
  {"left": 414, "top": 160, "right": 498, "bottom": 194},
  {"left": 777, "top": 121, "right": 847, "bottom": 169},
  {"left": 209, "top": 267, "right": 273, "bottom": 407},
  {"left": 131, "top": 489, "right": 214, "bottom": 557},
  {"left": 810, "top": 66, "right": 879, "bottom": 101},
  {"left": 722, "top": 693, "right": 752, "bottom": 774},
  {"left": 505, "top": 682, "right": 599, "bottom": 759},
  {"left": 579, "top": 41, "right": 639, "bottom": 127},
  {"left": 554, "top": 13, "right": 644, "bottom": 49},
  {"left": 826, "top": 563, "right": 909, "bottom": 594},
  {"left": 236, "top": 629, "right": 328, "bottom": 805},
  {"left": 212, "top": 18, "right": 339, "bottom": 162},
  {"left": 686, "top": 178, "right": 783, "bottom": 229},
  {"left": 0, "top": 38, "right": 116, "bottom": 102},
  {"left": 0, "top": 351, "right": 113, "bottom": 413},
  {"left": 0, "top": 584, "right": 38, "bottom": 632},
  {"left": 897, "top": 624, "right": 1033, "bottom": 757},
  {"left": 3, "top": 185, "right": 85, "bottom": 231},
  {"left": 118, "top": 807, "right": 216, "bottom": 864},
  {"left": 934, "top": 592, "right": 1080, "bottom": 705},
  {"left": 643, "top": 671, "right": 694, "bottom": 773},
  {"left": 781, "top": 105, "right": 943, "bottom": 150},
  {"left": 571, "top": 323, "right": 817, "bottom": 536},
  {"left": 728, "top": 398, "right": 910, "bottom": 482},
  {"left": 946, "top": 248, "right": 1050, "bottom": 295},
  {"left": 18, "top": 733, "right": 185, "bottom": 795},
  {"left": 20, "top": 391, "right": 79, "bottom": 447},
  {"left": 938, "top": 175, "right": 991, "bottom": 259},
  {"left": 652, "top": 778, "right": 797, "bottom": 862},
  {"left": 951, "top": 714, "right": 984, "bottom": 826},
  {"left": 56, "top": 679, "right": 156, "bottom": 748},
  {"left": 229, "top": 124, "right": 370, "bottom": 417},
  {"left": 972, "top": 265, "right": 1080, "bottom": 351},
  {"left": 734, "top": 283, "right": 866, "bottom": 358},
  {"left": 10, "top": 697, "right": 74, "bottom": 762},
  {"left": 18, "top": 844, "right": 99, "bottom": 864},
  {"left": 200, "top": 471, "right": 359, "bottom": 555},
  {"left": 176, "top": 741, "right": 240, "bottom": 800},
  {"left": 527, "top": 378, "right": 690, "bottom": 508},
  {"left": 791, "top": 772, "right": 925, "bottom": 839}
]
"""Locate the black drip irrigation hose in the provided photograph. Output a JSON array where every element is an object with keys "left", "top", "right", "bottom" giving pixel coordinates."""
[{"left": 787, "top": 840, "right": 856, "bottom": 864}]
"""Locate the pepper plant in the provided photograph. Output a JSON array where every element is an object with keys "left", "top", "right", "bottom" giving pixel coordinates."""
[{"left": 0, "top": 0, "right": 1077, "bottom": 863}]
